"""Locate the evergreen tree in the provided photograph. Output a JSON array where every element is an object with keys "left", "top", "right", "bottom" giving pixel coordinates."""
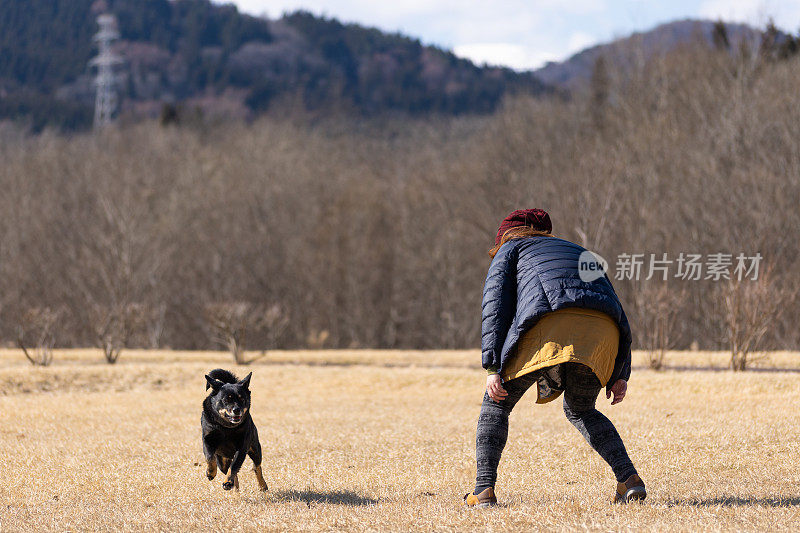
[{"left": 712, "top": 20, "right": 730, "bottom": 50}]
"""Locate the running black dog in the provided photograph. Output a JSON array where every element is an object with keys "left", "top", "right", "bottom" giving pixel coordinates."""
[{"left": 201, "top": 369, "right": 268, "bottom": 491}]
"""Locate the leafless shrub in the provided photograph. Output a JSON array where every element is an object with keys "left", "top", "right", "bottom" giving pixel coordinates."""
[
  {"left": 204, "top": 302, "right": 280, "bottom": 364},
  {"left": 146, "top": 303, "right": 168, "bottom": 349},
  {"left": 263, "top": 304, "right": 290, "bottom": 348},
  {"left": 307, "top": 330, "right": 330, "bottom": 349},
  {"left": 721, "top": 270, "right": 792, "bottom": 371},
  {"left": 633, "top": 284, "right": 685, "bottom": 370},
  {"left": 16, "top": 307, "right": 61, "bottom": 366},
  {"left": 90, "top": 303, "right": 149, "bottom": 364}
]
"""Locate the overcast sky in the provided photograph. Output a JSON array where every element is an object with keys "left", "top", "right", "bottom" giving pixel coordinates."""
[{"left": 230, "top": 0, "right": 800, "bottom": 70}]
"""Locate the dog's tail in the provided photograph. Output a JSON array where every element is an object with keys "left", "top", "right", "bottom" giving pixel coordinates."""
[{"left": 206, "top": 368, "right": 237, "bottom": 390}]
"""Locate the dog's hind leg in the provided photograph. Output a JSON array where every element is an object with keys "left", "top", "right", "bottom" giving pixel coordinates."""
[
  {"left": 253, "top": 464, "right": 268, "bottom": 492},
  {"left": 249, "top": 446, "right": 268, "bottom": 491},
  {"left": 233, "top": 474, "right": 239, "bottom": 491}
]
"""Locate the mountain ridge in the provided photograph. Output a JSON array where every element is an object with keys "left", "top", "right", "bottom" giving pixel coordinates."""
[
  {"left": 533, "top": 18, "right": 784, "bottom": 88},
  {"left": 0, "top": 2, "right": 791, "bottom": 131}
]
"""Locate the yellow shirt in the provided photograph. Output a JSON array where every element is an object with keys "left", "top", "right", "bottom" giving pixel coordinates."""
[{"left": 501, "top": 308, "right": 620, "bottom": 398}]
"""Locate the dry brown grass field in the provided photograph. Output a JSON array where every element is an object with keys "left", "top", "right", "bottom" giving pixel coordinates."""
[{"left": 1, "top": 349, "right": 799, "bottom": 532}]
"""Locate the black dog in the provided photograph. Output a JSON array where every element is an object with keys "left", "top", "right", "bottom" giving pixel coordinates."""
[{"left": 201, "top": 369, "right": 268, "bottom": 491}]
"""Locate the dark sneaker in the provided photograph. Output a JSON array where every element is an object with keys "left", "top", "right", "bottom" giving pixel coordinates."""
[
  {"left": 464, "top": 487, "right": 498, "bottom": 508},
  {"left": 613, "top": 474, "right": 646, "bottom": 503}
]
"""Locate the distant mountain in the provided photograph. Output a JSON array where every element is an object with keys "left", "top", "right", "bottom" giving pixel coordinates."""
[
  {"left": 534, "top": 19, "right": 771, "bottom": 89},
  {"left": 0, "top": 0, "right": 549, "bottom": 130}
]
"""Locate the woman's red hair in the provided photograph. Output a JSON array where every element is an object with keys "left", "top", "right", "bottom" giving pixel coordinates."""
[{"left": 488, "top": 226, "right": 553, "bottom": 258}]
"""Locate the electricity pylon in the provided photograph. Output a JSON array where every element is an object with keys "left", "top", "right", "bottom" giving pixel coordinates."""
[{"left": 90, "top": 13, "right": 122, "bottom": 127}]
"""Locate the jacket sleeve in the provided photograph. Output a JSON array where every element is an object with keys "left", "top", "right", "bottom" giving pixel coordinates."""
[
  {"left": 608, "top": 302, "right": 632, "bottom": 391},
  {"left": 481, "top": 243, "right": 518, "bottom": 371}
]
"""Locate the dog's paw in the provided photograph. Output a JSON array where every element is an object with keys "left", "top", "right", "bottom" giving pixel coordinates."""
[
  {"left": 206, "top": 470, "right": 216, "bottom": 481},
  {"left": 222, "top": 481, "right": 234, "bottom": 490},
  {"left": 259, "top": 482, "right": 268, "bottom": 492}
]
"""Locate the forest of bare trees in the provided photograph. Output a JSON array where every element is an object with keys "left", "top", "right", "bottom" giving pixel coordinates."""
[{"left": 1, "top": 36, "right": 798, "bottom": 366}]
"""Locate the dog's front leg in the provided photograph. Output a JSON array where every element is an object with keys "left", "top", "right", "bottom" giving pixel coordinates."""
[
  {"left": 203, "top": 441, "right": 217, "bottom": 480},
  {"left": 206, "top": 456, "right": 218, "bottom": 480},
  {"left": 222, "top": 450, "right": 246, "bottom": 491}
]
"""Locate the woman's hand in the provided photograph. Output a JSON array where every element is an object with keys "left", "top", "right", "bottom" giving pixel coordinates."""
[
  {"left": 486, "top": 374, "right": 508, "bottom": 402},
  {"left": 606, "top": 379, "right": 627, "bottom": 405}
]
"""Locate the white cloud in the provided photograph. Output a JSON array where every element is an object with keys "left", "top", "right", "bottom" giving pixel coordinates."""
[
  {"left": 453, "top": 43, "right": 559, "bottom": 70},
  {"left": 567, "top": 31, "right": 596, "bottom": 54},
  {"left": 538, "top": 0, "right": 606, "bottom": 15}
]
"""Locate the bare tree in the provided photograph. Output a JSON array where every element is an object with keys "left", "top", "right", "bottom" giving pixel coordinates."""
[
  {"left": 634, "top": 284, "right": 685, "bottom": 370},
  {"left": 262, "top": 304, "right": 290, "bottom": 348},
  {"left": 90, "top": 303, "right": 150, "bottom": 364},
  {"left": 204, "top": 302, "right": 269, "bottom": 364},
  {"left": 306, "top": 329, "right": 330, "bottom": 349},
  {"left": 722, "top": 271, "right": 791, "bottom": 371},
  {"left": 16, "top": 307, "right": 61, "bottom": 366},
  {"left": 146, "top": 302, "right": 168, "bottom": 349}
]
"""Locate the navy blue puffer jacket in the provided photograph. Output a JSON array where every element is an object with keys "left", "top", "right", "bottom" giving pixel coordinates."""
[{"left": 481, "top": 236, "right": 632, "bottom": 391}]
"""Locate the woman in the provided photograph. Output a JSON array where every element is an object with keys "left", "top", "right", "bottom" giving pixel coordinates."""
[{"left": 464, "top": 209, "right": 645, "bottom": 508}]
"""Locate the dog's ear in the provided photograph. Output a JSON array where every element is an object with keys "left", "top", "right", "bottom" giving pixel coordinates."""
[
  {"left": 238, "top": 372, "right": 252, "bottom": 390},
  {"left": 205, "top": 375, "right": 224, "bottom": 391}
]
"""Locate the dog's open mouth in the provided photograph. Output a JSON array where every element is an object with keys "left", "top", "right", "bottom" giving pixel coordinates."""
[{"left": 218, "top": 408, "right": 246, "bottom": 424}]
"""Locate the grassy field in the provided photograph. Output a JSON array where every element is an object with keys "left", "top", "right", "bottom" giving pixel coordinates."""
[{"left": 1, "top": 349, "right": 799, "bottom": 532}]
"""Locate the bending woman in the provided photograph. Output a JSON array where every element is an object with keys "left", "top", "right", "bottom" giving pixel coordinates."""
[{"left": 464, "top": 209, "right": 645, "bottom": 508}]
